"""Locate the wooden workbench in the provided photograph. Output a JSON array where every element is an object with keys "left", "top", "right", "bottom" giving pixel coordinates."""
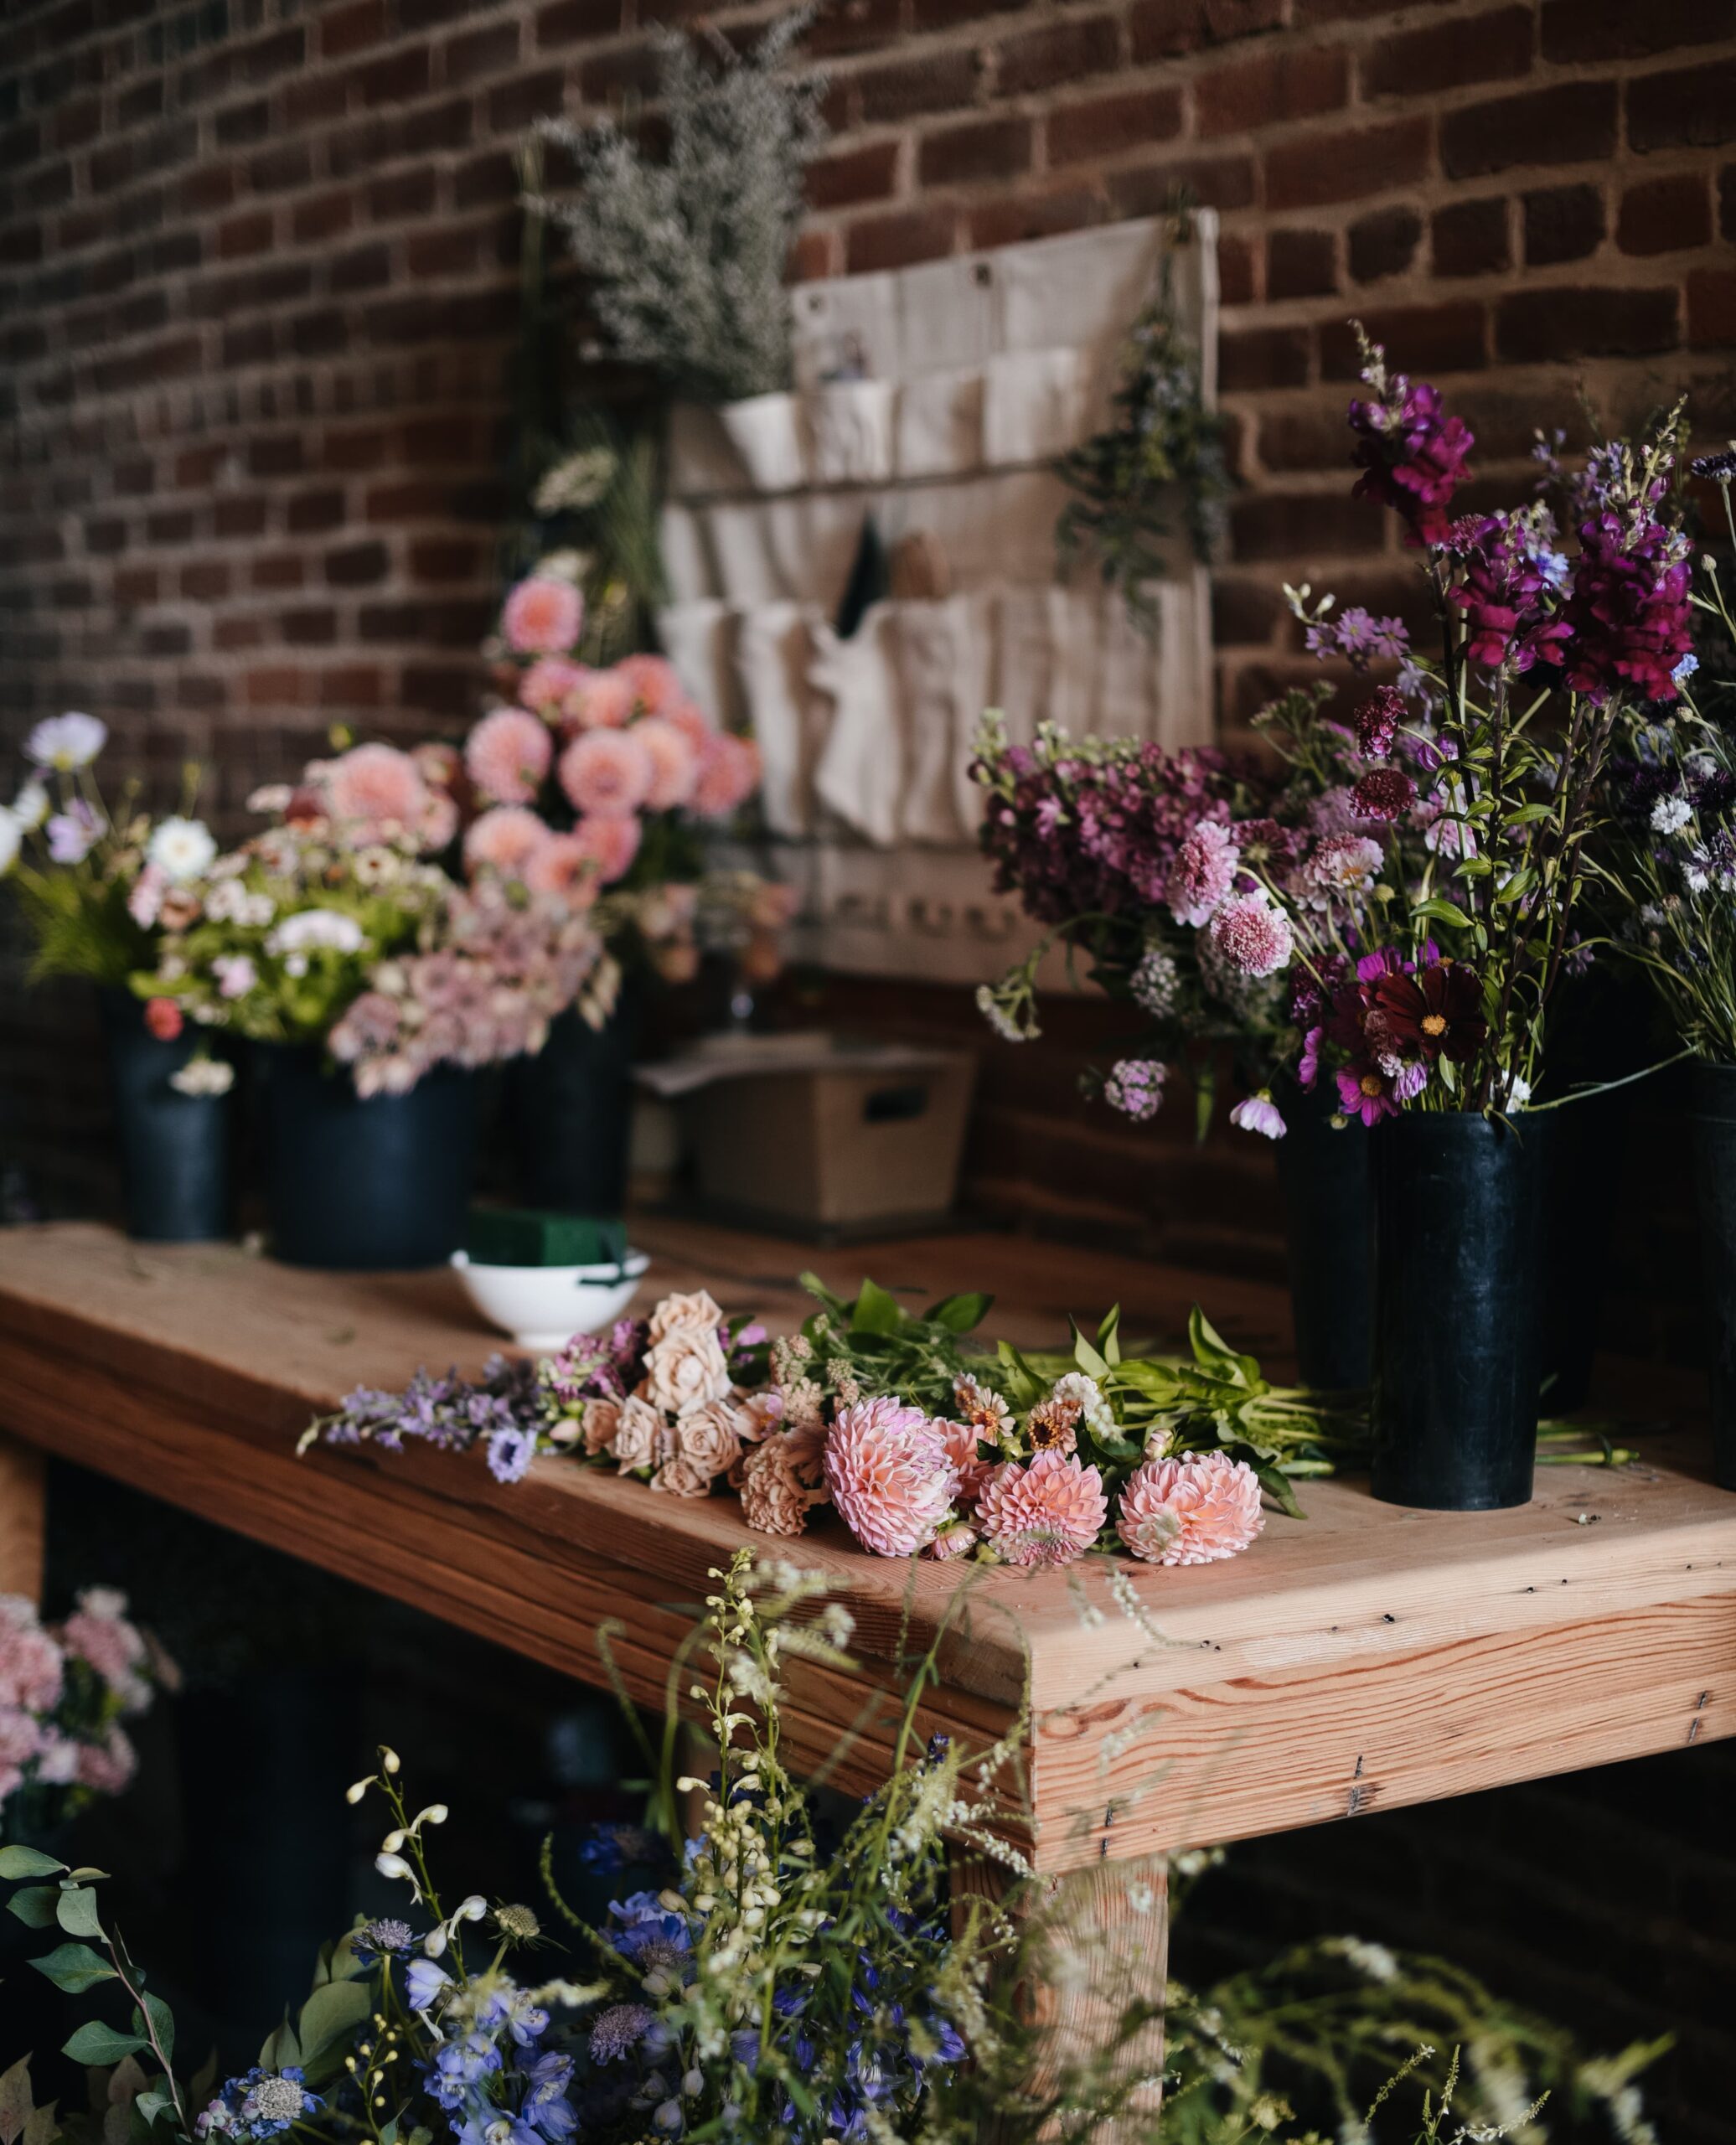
[{"left": 0, "top": 1217, "right": 1730, "bottom": 2099}]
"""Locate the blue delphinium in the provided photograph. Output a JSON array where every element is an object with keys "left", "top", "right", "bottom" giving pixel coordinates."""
[{"left": 415, "top": 1974, "right": 578, "bottom": 2145}]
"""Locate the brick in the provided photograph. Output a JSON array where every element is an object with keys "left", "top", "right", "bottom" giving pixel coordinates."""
[
  {"left": 359, "top": 45, "right": 431, "bottom": 105},
  {"left": 1220, "top": 325, "right": 1310, "bottom": 392},
  {"left": 488, "top": 69, "right": 564, "bottom": 132},
  {"left": 536, "top": 0, "right": 623, "bottom": 43},
  {"left": 1542, "top": 0, "right": 1736, "bottom": 62},
  {"left": 292, "top": 190, "right": 354, "bottom": 245},
  {"left": 853, "top": 49, "right": 983, "bottom": 126},
  {"left": 1108, "top": 151, "right": 1255, "bottom": 214},
  {"left": 1362, "top": 8, "right": 1532, "bottom": 99},
  {"left": 1687, "top": 269, "right": 1736, "bottom": 348},
  {"left": 331, "top": 241, "right": 390, "bottom": 293},
  {"left": 1229, "top": 490, "right": 1385, "bottom": 561},
  {"left": 1348, "top": 204, "right": 1421, "bottom": 282},
  {"left": 320, "top": 0, "right": 386, "bottom": 59},
  {"left": 1320, "top": 302, "right": 1486, "bottom": 377},
  {"left": 968, "top": 186, "right": 1104, "bottom": 250},
  {"left": 1217, "top": 230, "right": 1255, "bottom": 304},
  {"left": 1256, "top": 401, "right": 1356, "bottom": 472},
  {"left": 251, "top": 142, "right": 313, "bottom": 193},
  {"left": 1620, "top": 174, "right": 1712, "bottom": 256},
  {"left": 444, "top": 22, "right": 519, "bottom": 83},
  {"left": 1046, "top": 86, "right": 1182, "bottom": 167},
  {"left": 217, "top": 209, "right": 273, "bottom": 258},
  {"left": 845, "top": 205, "right": 957, "bottom": 272},
  {"left": 1440, "top": 82, "right": 1617, "bottom": 180},
  {"left": 1265, "top": 119, "right": 1429, "bottom": 210},
  {"left": 805, "top": 141, "right": 900, "bottom": 212},
  {"left": 1129, "top": 0, "right": 1282, "bottom": 62},
  {"left": 406, "top": 226, "right": 479, "bottom": 276},
  {"left": 1196, "top": 47, "right": 1348, "bottom": 137},
  {"left": 1433, "top": 195, "right": 1508, "bottom": 277},
  {"left": 1628, "top": 59, "right": 1736, "bottom": 155},
  {"left": 995, "top": 17, "right": 1120, "bottom": 98},
  {"left": 806, "top": 0, "right": 902, "bottom": 54},
  {"left": 1722, "top": 164, "right": 1736, "bottom": 241},
  {"left": 1267, "top": 226, "right": 1336, "bottom": 298},
  {"left": 1496, "top": 285, "right": 1680, "bottom": 362},
  {"left": 369, "top": 168, "right": 438, "bottom": 220},
  {"left": 1522, "top": 183, "right": 1604, "bottom": 266},
  {"left": 1212, "top": 578, "right": 1284, "bottom": 645},
  {"left": 287, "top": 488, "right": 345, "bottom": 533},
  {"left": 408, "top": 535, "right": 478, "bottom": 580},
  {"left": 917, "top": 116, "right": 1033, "bottom": 188}
]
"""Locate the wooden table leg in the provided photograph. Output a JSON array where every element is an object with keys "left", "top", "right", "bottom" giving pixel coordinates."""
[
  {"left": 0, "top": 1434, "right": 46, "bottom": 1602},
  {"left": 953, "top": 1846, "right": 1170, "bottom": 2134}
]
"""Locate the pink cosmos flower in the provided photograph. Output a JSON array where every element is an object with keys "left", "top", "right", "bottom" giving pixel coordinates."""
[
  {"left": 464, "top": 804, "right": 550, "bottom": 882},
  {"left": 615, "top": 652, "right": 684, "bottom": 719},
  {"left": 1229, "top": 1092, "right": 1286, "bottom": 1140},
  {"left": 1167, "top": 819, "right": 1240, "bottom": 927},
  {"left": 466, "top": 707, "right": 553, "bottom": 806},
  {"left": 559, "top": 728, "right": 654, "bottom": 818},
  {"left": 324, "top": 743, "right": 428, "bottom": 839},
  {"left": 634, "top": 718, "right": 699, "bottom": 810},
  {"left": 522, "top": 832, "right": 599, "bottom": 904},
  {"left": 572, "top": 813, "right": 642, "bottom": 885},
  {"left": 0, "top": 1598, "right": 62, "bottom": 1713},
  {"left": 519, "top": 656, "right": 586, "bottom": 716},
  {"left": 502, "top": 575, "right": 583, "bottom": 656},
  {"left": 691, "top": 732, "right": 761, "bottom": 819},
  {"left": 824, "top": 1398, "right": 958, "bottom": 1558},
  {"left": 568, "top": 669, "right": 636, "bottom": 731},
  {"left": 975, "top": 1451, "right": 1108, "bottom": 1569},
  {"left": 1206, "top": 891, "right": 1294, "bottom": 978},
  {"left": 1117, "top": 1450, "right": 1264, "bottom": 1566}
]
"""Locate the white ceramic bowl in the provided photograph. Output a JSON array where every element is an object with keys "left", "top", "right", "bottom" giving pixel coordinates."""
[{"left": 451, "top": 1248, "right": 650, "bottom": 1352}]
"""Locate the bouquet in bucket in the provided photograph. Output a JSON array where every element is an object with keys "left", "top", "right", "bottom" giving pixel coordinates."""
[
  {"left": 306, "top": 1274, "right": 1364, "bottom": 1568},
  {"left": 132, "top": 739, "right": 612, "bottom": 1096}
]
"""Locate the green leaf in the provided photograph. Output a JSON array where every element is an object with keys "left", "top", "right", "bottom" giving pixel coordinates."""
[
  {"left": 55, "top": 1888, "right": 104, "bottom": 1940},
  {"left": 60, "top": 2027, "right": 146, "bottom": 2070},
  {"left": 1504, "top": 803, "right": 1553, "bottom": 826},
  {"left": 296, "top": 1978, "right": 371, "bottom": 2067},
  {"left": 1096, "top": 1305, "right": 1122, "bottom": 1369},
  {"left": 797, "top": 1270, "right": 848, "bottom": 1324},
  {"left": 1410, "top": 896, "right": 1471, "bottom": 929},
  {"left": 29, "top": 1943, "right": 116, "bottom": 1995},
  {"left": 849, "top": 1279, "right": 903, "bottom": 1337},
  {"left": 1071, "top": 1322, "right": 1110, "bottom": 1381},
  {"left": 259, "top": 2011, "right": 301, "bottom": 2070},
  {"left": 8, "top": 1889, "right": 59, "bottom": 1930},
  {"left": 0, "top": 2055, "right": 34, "bottom": 2145},
  {"left": 137, "top": 1995, "right": 173, "bottom": 2068},
  {"left": 0, "top": 1848, "right": 65, "bottom": 1881},
  {"left": 132, "top": 2095, "right": 173, "bottom": 2133},
  {"left": 20, "top": 2102, "right": 57, "bottom": 2145},
  {"left": 924, "top": 1292, "right": 991, "bottom": 1335}
]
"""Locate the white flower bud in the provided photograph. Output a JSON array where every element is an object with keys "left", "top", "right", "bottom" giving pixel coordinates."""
[
  {"left": 681, "top": 2070, "right": 703, "bottom": 2098},
  {"left": 381, "top": 1829, "right": 406, "bottom": 1854},
  {"left": 375, "top": 1852, "right": 415, "bottom": 1884},
  {"left": 412, "top": 1804, "right": 448, "bottom": 1828},
  {"left": 424, "top": 1926, "right": 447, "bottom": 1957},
  {"left": 346, "top": 1776, "right": 376, "bottom": 1805},
  {"left": 381, "top": 1746, "right": 401, "bottom": 1774}
]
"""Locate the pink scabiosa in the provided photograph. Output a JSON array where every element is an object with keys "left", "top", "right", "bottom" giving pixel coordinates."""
[
  {"left": 1166, "top": 819, "right": 1240, "bottom": 927},
  {"left": 691, "top": 732, "right": 762, "bottom": 819},
  {"left": 1299, "top": 834, "right": 1385, "bottom": 909},
  {"left": 634, "top": 718, "right": 700, "bottom": 810},
  {"left": 1103, "top": 1057, "right": 1166, "bottom": 1122},
  {"left": 465, "top": 707, "right": 553, "bottom": 806},
  {"left": 1117, "top": 1450, "right": 1264, "bottom": 1567},
  {"left": 824, "top": 1398, "right": 958, "bottom": 1558},
  {"left": 1229, "top": 1092, "right": 1286, "bottom": 1140},
  {"left": 975, "top": 1451, "right": 1108, "bottom": 1569},
  {"left": 1351, "top": 767, "right": 1418, "bottom": 824},
  {"left": 464, "top": 804, "right": 549, "bottom": 882},
  {"left": 572, "top": 812, "right": 642, "bottom": 886},
  {"left": 324, "top": 743, "right": 429, "bottom": 840},
  {"left": 1354, "top": 686, "right": 1404, "bottom": 759},
  {"left": 502, "top": 574, "right": 583, "bottom": 656},
  {"left": 1207, "top": 890, "right": 1294, "bottom": 979},
  {"left": 559, "top": 728, "right": 655, "bottom": 818}
]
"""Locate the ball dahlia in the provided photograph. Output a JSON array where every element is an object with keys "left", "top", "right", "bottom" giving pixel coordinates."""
[
  {"left": 1117, "top": 1450, "right": 1264, "bottom": 1567},
  {"left": 975, "top": 1451, "right": 1108, "bottom": 1570},
  {"left": 824, "top": 1398, "right": 958, "bottom": 1558}
]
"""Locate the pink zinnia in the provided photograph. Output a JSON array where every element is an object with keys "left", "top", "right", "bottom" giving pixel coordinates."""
[
  {"left": 0, "top": 1599, "right": 62, "bottom": 1713},
  {"left": 568, "top": 669, "right": 636, "bottom": 731},
  {"left": 1167, "top": 819, "right": 1240, "bottom": 927},
  {"left": 975, "top": 1451, "right": 1107, "bottom": 1569},
  {"left": 522, "top": 832, "right": 599, "bottom": 904},
  {"left": 634, "top": 717, "right": 699, "bottom": 810},
  {"left": 691, "top": 732, "right": 761, "bottom": 819},
  {"left": 572, "top": 812, "right": 642, "bottom": 885},
  {"left": 615, "top": 652, "right": 683, "bottom": 718},
  {"left": 466, "top": 707, "right": 553, "bottom": 806},
  {"left": 519, "top": 656, "right": 586, "bottom": 715},
  {"left": 324, "top": 742, "right": 428, "bottom": 838},
  {"left": 1207, "top": 890, "right": 1294, "bottom": 978},
  {"left": 1118, "top": 1450, "right": 1264, "bottom": 1566},
  {"left": 502, "top": 574, "right": 583, "bottom": 656},
  {"left": 560, "top": 728, "right": 654, "bottom": 818},
  {"left": 824, "top": 1398, "right": 958, "bottom": 1558},
  {"left": 464, "top": 804, "right": 549, "bottom": 882}
]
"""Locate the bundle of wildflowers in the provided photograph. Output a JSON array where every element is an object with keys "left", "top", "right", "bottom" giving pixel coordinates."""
[
  {"left": 132, "top": 741, "right": 612, "bottom": 1096},
  {"left": 0, "top": 1587, "right": 170, "bottom": 1840}
]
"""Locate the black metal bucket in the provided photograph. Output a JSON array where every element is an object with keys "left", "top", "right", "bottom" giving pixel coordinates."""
[
  {"left": 505, "top": 983, "right": 642, "bottom": 1219},
  {"left": 99, "top": 987, "right": 232, "bottom": 1243},
  {"left": 1273, "top": 1076, "right": 1372, "bottom": 1391}
]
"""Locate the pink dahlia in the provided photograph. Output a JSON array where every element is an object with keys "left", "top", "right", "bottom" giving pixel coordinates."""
[
  {"left": 634, "top": 717, "right": 699, "bottom": 810},
  {"left": 502, "top": 574, "right": 583, "bottom": 656},
  {"left": 572, "top": 812, "right": 643, "bottom": 886},
  {"left": 691, "top": 732, "right": 761, "bottom": 819},
  {"left": 568, "top": 669, "right": 636, "bottom": 731},
  {"left": 1118, "top": 1450, "right": 1264, "bottom": 1567},
  {"left": 464, "top": 804, "right": 549, "bottom": 882},
  {"left": 324, "top": 743, "right": 429, "bottom": 839},
  {"left": 975, "top": 1451, "right": 1107, "bottom": 1570},
  {"left": 0, "top": 1599, "right": 62, "bottom": 1713},
  {"left": 522, "top": 832, "right": 599, "bottom": 903},
  {"left": 560, "top": 728, "right": 654, "bottom": 818},
  {"left": 937, "top": 1417, "right": 992, "bottom": 1503},
  {"left": 63, "top": 1589, "right": 150, "bottom": 1710},
  {"left": 1167, "top": 819, "right": 1240, "bottom": 927},
  {"left": 466, "top": 707, "right": 553, "bottom": 805},
  {"left": 616, "top": 652, "right": 684, "bottom": 719},
  {"left": 519, "top": 656, "right": 586, "bottom": 716},
  {"left": 824, "top": 1398, "right": 958, "bottom": 1558},
  {"left": 1206, "top": 890, "right": 1294, "bottom": 979}
]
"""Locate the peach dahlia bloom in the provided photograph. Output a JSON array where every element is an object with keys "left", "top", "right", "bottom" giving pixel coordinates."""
[
  {"left": 691, "top": 732, "right": 761, "bottom": 819},
  {"left": 571, "top": 813, "right": 642, "bottom": 886},
  {"left": 519, "top": 656, "right": 586, "bottom": 715},
  {"left": 464, "top": 804, "right": 549, "bottom": 882},
  {"left": 974, "top": 1452, "right": 1107, "bottom": 1570},
  {"left": 466, "top": 706, "right": 553, "bottom": 805},
  {"left": 559, "top": 728, "right": 654, "bottom": 818},
  {"left": 1117, "top": 1450, "right": 1264, "bottom": 1567},
  {"left": 615, "top": 652, "right": 684, "bottom": 719},
  {"left": 521, "top": 833, "right": 597, "bottom": 903},
  {"left": 324, "top": 743, "right": 428, "bottom": 839},
  {"left": 824, "top": 1398, "right": 958, "bottom": 1558},
  {"left": 568, "top": 670, "right": 636, "bottom": 731},
  {"left": 502, "top": 574, "right": 583, "bottom": 656},
  {"left": 634, "top": 717, "right": 699, "bottom": 810}
]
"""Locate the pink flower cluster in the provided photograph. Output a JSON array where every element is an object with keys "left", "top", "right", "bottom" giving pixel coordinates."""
[
  {"left": 0, "top": 1588, "right": 163, "bottom": 1816},
  {"left": 303, "top": 742, "right": 461, "bottom": 855}
]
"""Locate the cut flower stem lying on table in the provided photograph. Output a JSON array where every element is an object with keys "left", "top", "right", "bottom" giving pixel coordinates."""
[{"left": 302, "top": 1275, "right": 1640, "bottom": 1572}]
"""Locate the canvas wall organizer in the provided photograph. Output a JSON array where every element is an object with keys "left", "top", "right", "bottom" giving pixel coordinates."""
[{"left": 659, "top": 213, "right": 1220, "bottom": 984}]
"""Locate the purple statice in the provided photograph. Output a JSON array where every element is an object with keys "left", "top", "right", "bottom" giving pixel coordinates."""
[
  {"left": 1102, "top": 1058, "right": 1166, "bottom": 1122},
  {"left": 304, "top": 1354, "right": 546, "bottom": 1465},
  {"left": 1303, "top": 605, "right": 1410, "bottom": 669},
  {"left": 1562, "top": 509, "right": 1694, "bottom": 705},
  {"left": 1347, "top": 343, "right": 1474, "bottom": 547},
  {"left": 1445, "top": 508, "right": 1573, "bottom": 676}
]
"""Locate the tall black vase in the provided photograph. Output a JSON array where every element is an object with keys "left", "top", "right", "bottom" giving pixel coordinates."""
[
  {"left": 1274, "top": 1077, "right": 1372, "bottom": 1390},
  {"left": 99, "top": 987, "right": 232, "bottom": 1242},
  {"left": 1371, "top": 1111, "right": 1547, "bottom": 1510},
  {"left": 507, "top": 982, "right": 642, "bottom": 1218},
  {"left": 1689, "top": 1062, "right": 1736, "bottom": 1491},
  {"left": 256, "top": 1044, "right": 477, "bottom": 1269}
]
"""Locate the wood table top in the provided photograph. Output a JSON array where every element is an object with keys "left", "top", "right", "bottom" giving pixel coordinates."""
[{"left": 0, "top": 1217, "right": 1730, "bottom": 1871}]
